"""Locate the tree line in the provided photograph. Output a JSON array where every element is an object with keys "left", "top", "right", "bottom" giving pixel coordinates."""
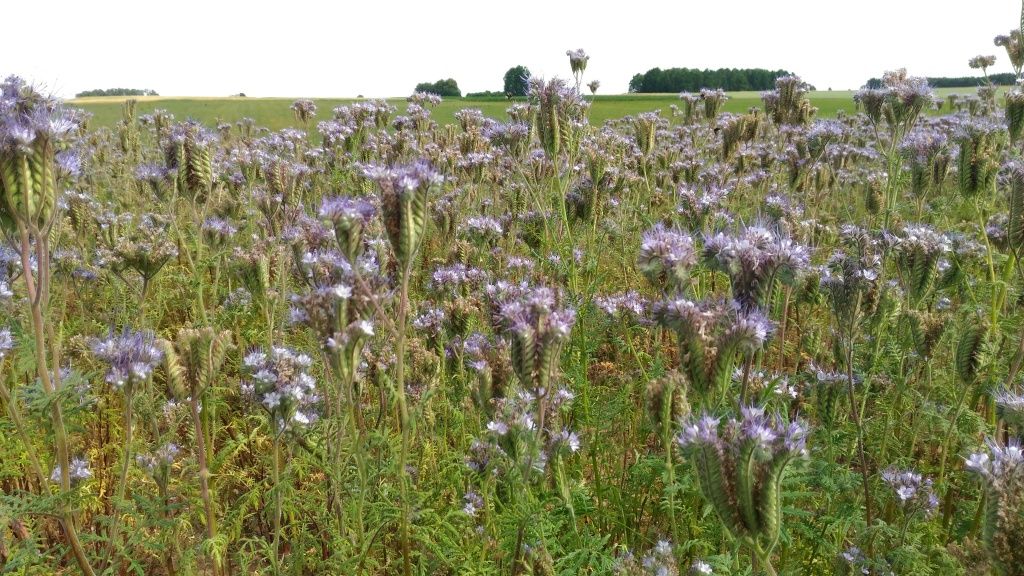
[
  {"left": 628, "top": 67, "right": 800, "bottom": 93},
  {"left": 864, "top": 73, "right": 1017, "bottom": 88},
  {"left": 74, "top": 88, "right": 159, "bottom": 97}
]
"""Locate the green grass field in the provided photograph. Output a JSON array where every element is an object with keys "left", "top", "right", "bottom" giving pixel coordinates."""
[{"left": 70, "top": 88, "right": 989, "bottom": 132}]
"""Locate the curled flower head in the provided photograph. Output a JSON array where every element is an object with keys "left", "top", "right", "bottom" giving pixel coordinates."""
[
  {"left": 488, "top": 282, "right": 575, "bottom": 392},
  {"left": 703, "top": 224, "right": 810, "bottom": 310},
  {"left": 566, "top": 49, "right": 590, "bottom": 74},
  {"left": 90, "top": 328, "right": 163, "bottom": 389},
  {"left": 639, "top": 224, "right": 697, "bottom": 292},
  {"left": 363, "top": 159, "right": 441, "bottom": 268}
]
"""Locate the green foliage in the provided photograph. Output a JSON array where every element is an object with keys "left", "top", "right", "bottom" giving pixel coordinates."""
[
  {"left": 628, "top": 67, "right": 800, "bottom": 93},
  {"left": 75, "top": 87, "right": 159, "bottom": 97},
  {"left": 504, "top": 65, "right": 531, "bottom": 97},
  {"left": 415, "top": 78, "right": 462, "bottom": 97}
]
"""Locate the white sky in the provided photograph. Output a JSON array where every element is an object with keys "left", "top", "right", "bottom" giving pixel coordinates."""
[{"left": 9, "top": 0, "right": 1022, "bottom": 98}]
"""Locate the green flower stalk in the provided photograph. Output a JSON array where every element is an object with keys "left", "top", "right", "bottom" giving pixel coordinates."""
[
  {"left": 118, "top": 98, "right": 139, "bottom": 163},
  {"left": 0, "top": 76, "right": 95, "bottom": 576},
  {"left": 365, "top": 160, "right": 438, "bottom": 271},
  {"left": 632, "top": 112, "right": 660, "bottom": 157},
  {"left": 654, "top": 298, "right": 774, "bottom": 402},
  {"left": 677, "top": 407, "right": 809, "bottom": 575},
  {"left": 365, "top": 159, "right": 440, "bottom": 576},
  {"left": 1009, "top": 91, "right": 1024, "bottom": 147},
  {"left": 161, "top": 327, "right": 233, "bottom": 575},
  {"left": 165, "top": 120, "right": 215, "bottom": 202},
  {"left": 530, "top": 76, "right": 589, "bottom": 160},
  {"left": 700, "top": 88, "right": 728, "bottom": 120},
  {"left": 762, "top": 75, "right": 816, "bottom": 127},
  {"left": 956, "top": 118, "right": 1005, "bottom": 198}
]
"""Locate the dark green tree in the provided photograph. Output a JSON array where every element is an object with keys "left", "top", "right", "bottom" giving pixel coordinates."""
[
  {"left": 503, "top": 65, "right": 531, "bottom": 97},
  {"left": 413, "top": 78, "right": 461, "bottom": 97}
]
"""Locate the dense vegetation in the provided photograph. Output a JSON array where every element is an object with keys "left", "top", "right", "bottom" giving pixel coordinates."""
[
  {"left": 504, "top": 66, "right": 531, "bottom": 97},
  {"left": 866, "top": 73, "right": 1017, "bottom": 88},
  {"left": 75, "top": 88, "right": 159, "bottom": 97},
  {"left": 5, "top": 27, "right": 1024, "bottom": 576},
  {"left": 413, "top": 78, "right": 462, "bottom": 97},
  {"left": 628, "top": 67, "right": 800, "bottom": 93}
]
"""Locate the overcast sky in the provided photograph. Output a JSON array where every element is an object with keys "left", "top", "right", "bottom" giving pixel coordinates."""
[{"left": 9, "top": 0, "right": 1021, "bottom": 98}]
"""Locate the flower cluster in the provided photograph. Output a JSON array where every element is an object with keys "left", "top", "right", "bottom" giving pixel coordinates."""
[
  {"left": 0, "top": 76, "right": 81, "bottom": 231},
  {"left": 363, "top": 159, "right": 442, "bottom": 268},
  {"left": 290, "top": 99, "right": 317, "bottom": 124},
  {"left": 654, "top": 297, "right": 774, "bottom": 396},
  {"left": 90, "top": 328, "right": 164, "bottom": 389},
  {"left": 241, "top": 346, "right": 319, "bottom": 430},
  {"left": 677, "top": 406, "right": 808, "bottom": 558},
  {"left": 50, "top": 457, "right": 92, "bottom": 484},
  {"left": 702, "top": 224, "right": 810, "bottom": 311},
  {"left": 488, "top": 283, "right": 575, "bottom": 393},
  {"left": 966, "top": 439, "right": 1024, "bottom": 573},
  {"left": 638, "top": 224, "right": 696, "bottom": 292},
  {"left": 881, "top": 467, "right": 937, "bottom": 516}
]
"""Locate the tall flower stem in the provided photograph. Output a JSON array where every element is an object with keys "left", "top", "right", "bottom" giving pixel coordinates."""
[
  {"left": 190, "top": 395, "right": 219, "bottom": 575},
  {"left": 271, "top": 431, "right": 282, "bottom": 574},
  {"left": 843, "top": 293, "right": 874, "bottom": 549},
  {"left": 105, "top": 384, "right": 134, "bottom": 568},
  {"left": 17, "top": 225, "right": 96, "bottom": 576},
  {"left": 395, "top": 261, "right": 414, "bottom": 576}
]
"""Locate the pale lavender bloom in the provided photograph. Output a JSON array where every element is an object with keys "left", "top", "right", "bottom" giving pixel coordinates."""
[
  {"left": 319, "top": 196, "right": 375, "bottom": 226},
  {"left": 640, "top": 539, "right": 678, "bottom": 576},
  {"left": 202, "top": 217, "right": 238, "bottom": 241},
  {"left": 677, "top": 415, "right": 721, "bottom": 448},
  {"left": 490, "top": 284, "right": 576, "bottom": 346},
  {"left": 51, "top": 457, "right": 92, "bottom": 484},
  {"left": 486, "top": 419, "right": 509, "bottom": 436},
  {"left": 593, "top": 291, "right": 649, "bottom": 322},
  {"left": 0, "top": 327, "right": 12, "bottom": 359},
  {"left": 679, "top": 408, "right": 808, "bottom": 458},
  {"left": 638, "top": 224, "right": 697, "bottom": 289},
  {"left": 462, "top": 490, "right": 484, "bottom": 517},
  {"left": 134, "top": 163, "right": 168, "bottom": 183},
  {"left": 430, "top": 263, "right": 488, "bottom": 292},
  {"left": 241, "top": 346, "right": 319, "bottom": 430},
  {"left": 882, "top": 467, "right": 937, "bottom": 516},
  {"left": 726, "top": 308, "right": 775, "bottom": 353},
  {"left": 554, "top": 429, "right": 581, "bottom": 453},
  {"left": 690, "top": 559, "right": 714, "bottom": 575},
  {"left": 412, "top": 306, "right": 446, "bottom": 336},
  {"left": 137, "top": 442, "right": 180, "bottom": 475},
  {"left": 464, "top": 215, "right": 503, "bottom": 238},
  {"left": 362, "top": 159, "right": 443, "bottom": 197},
  {"left": 90, "top": 328, "right": 163, "bottom": 389},
  {"left": 703, "top": 224, "right": 810, "bottom": 310}
]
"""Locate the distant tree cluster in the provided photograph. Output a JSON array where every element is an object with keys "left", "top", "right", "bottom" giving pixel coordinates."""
[
  {"left": 863, "top": 73, "right": 1016, "bottom": 88},
  {"left": 75, "top": 88, "right": 158, "bottom": 97},
  {"left": 503, "top": 65, "right": 531, "bottom": 97},
  {"left": 464, "top": 91, "right": 508, "bottom": 99},
  {"left": 413, "top": 78, "right": 461, "bottom": 97},
  {"left": 628, "top": 68, "right": 798, "bottom": 93}
]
